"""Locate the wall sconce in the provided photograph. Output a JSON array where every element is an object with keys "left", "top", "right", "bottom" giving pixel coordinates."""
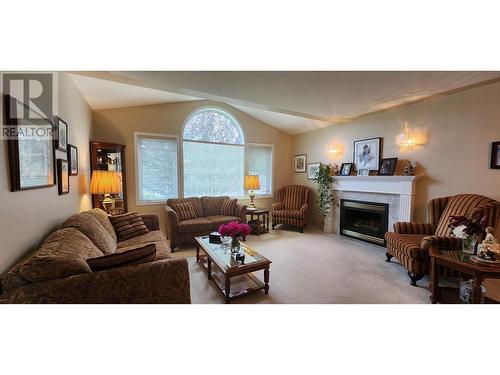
[
  {"left": 327, "top": 144, "right": 342, "bottom": 155},
  {"left": 396, "top": 123, "right": 425, "bottom": 146}
]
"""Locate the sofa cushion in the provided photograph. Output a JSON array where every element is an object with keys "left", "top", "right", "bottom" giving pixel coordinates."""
[
  {"left": 201, "top": 196, "right": 229, "bottom": 216},
  {"left": 116, "top": 230, "right": 166, "bottom": 249},
  {"left": 205, "top": 215, "right": 241, "bottom": 229},
  {"left": 110, "top": 212, "right": 149, "bottom": 241},
  {"left": 273, "top": 209, "right": 305, "bottom": 219},
  {"left": 19, "top": 228, "right": 103, "bottom": 283},
  {"left": 84, "top": 208, "right": 117, "bottom": 243},
  {"left": 221, "top": 199, "right": 237, "bottom": 216},
  {"left": 86, "top": 244, "right": 156, "bottom": 272},
  {"left": 61, "top": 213, "right": 116, "bottom": 254},
  {"left": 167, "top": 197, "right": 203, "bottom": 217},
  {"left": 173, "top": 202, "right": 197, "bottom": 221},
  {"left": 177, "top": 218, "right": 213, "bottom": 234}
]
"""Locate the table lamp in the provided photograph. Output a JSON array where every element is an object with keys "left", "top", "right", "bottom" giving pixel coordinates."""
[
  {"left": 244, "top": 175, "right": 260, "bottom": 209},
  {"left": 90, "top": 170, "right": 122, "bottom": 214}
]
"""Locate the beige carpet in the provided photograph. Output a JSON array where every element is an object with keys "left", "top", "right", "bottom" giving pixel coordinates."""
[{"left": 170, "top": 226, "right": 500, "bottom": 304}]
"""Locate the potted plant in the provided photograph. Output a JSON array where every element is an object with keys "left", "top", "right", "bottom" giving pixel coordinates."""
[{"left": 312, "top": 163, "right": 335, "bottom": 232}]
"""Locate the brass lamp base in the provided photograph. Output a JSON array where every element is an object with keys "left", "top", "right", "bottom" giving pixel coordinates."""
[
  {"left": 101, "top": 194, "right": 113, "bottom": 214},
  {"left": 248, "top": 191, "right": 256, "bottom": 208}
]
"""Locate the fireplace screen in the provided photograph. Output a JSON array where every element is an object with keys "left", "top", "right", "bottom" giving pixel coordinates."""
[{"left": 340, "top": 199, "right": 389, "bottom": 245}]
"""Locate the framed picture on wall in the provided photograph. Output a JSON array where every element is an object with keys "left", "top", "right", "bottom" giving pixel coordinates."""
[
  {"left": 353, "top": 137, "right": 381, "bottom": 171},
  {"left": 307, "top": 162, "right": 320, "bottom": 180},
  {"left": 5, "top": 95, "right": 56, "bottom": 191},
  {"left": 57, "top": 159, "right": 69, "bottom": 195},
  {"left": 378, "top": 157, "right": 398, "bottom": 176},
  {"left": 294, "top": 154, "right": 307, "bottom": 173},
  {"left": 67, "top": 144, "right": 78, "bottom": 176},
  {"left": 54, "top": 116, "right": 68, "bottom": 151},
  {"left": 491, "top": 141, "right": 500, "bottom": 169}
]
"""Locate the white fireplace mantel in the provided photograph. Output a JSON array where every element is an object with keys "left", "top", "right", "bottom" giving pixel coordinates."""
[{"left": 325, "top": 175, "right": 422, "bottom": 234}]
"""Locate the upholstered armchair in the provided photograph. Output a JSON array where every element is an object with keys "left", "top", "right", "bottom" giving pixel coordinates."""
[
  {"left": 272, "top": 185, "right": 310, "bottom": 232},
  {"left": 385, "top": 194, "right": 500, "bottom": 286}
]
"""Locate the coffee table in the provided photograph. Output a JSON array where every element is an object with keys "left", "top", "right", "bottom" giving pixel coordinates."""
[
  {"left": 429, "top": 245, "right": 500, "bottom": 304},
  {"left": 195, "top": 236, "right": 272, "bottom": 303}
]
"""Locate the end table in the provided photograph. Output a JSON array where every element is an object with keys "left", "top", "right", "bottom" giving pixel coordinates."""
[{"left": 245, "top": 208, "right": 270, "bottom": 235}]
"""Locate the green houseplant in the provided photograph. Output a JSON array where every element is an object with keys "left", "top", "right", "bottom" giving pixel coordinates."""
[{"left": 313, "top": 163, "right": 334, "bottom": 217}]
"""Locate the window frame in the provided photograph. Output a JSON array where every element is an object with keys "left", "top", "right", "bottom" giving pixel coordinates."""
[
  {"left": 246, "top": 142, "right": 275, "bottom": 199},
  {"left": 134, "top": 131, "right": 180, "bottom": 206}
]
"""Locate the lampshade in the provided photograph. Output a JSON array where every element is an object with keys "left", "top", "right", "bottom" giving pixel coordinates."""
[
  {"left": 90, "top": 170, "right": 122, "bottom": 194},
  {"left": 244, "top": 175, "right": 260, "bottom": 190}
]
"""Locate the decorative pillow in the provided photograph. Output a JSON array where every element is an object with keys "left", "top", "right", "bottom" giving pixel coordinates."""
[
  {"left": 173, "top": 202, "right": 197, "bottom": 221},
  {"left": 86, "top": 244, "right": 156, "bottom": 272},
  {"left": 221, "top": 199, "right": 237, "bottom": 216},
  {"left": 109, "top": 212, "right": 149, "bottom": 241}
]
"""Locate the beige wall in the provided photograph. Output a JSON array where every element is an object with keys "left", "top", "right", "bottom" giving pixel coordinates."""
[
  {"left": 0, "top": 72, "right": 93, "bottom": 274},
  {"left": 292, "top": 81, "right": 500, "bottom": 229},
  {"left": 92, "top": 100, "right": 293, "bottom": 233}
]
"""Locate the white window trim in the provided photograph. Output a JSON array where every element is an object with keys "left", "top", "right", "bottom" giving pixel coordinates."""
[
  {"left": 246, "top": 142, "right": 274, "bottom": 199},
  {"left": 134, "top": 131, "right": 180, "bottom": 206}
]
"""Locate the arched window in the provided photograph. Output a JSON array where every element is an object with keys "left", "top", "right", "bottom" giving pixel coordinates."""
[{"left": 183, "top": 108, "right": 245, "bottom": 197}]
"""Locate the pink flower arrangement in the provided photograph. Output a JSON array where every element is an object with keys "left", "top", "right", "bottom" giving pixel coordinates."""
[{"left": 219, "top": 221, "right": 251, "bottom": 238}]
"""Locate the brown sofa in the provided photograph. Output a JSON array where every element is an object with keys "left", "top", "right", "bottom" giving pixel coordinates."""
[
  {"left": 165, "top": 196, "right": 247, "bottom": 251},
  {"left": 0, "top": 208, "right": 191, "bottom": 303},
  {"left": 272, "top": 185, "right": 309, "bottom": 232},
  {"left": 385, "top": 194, "right": 500, "bottom": 286}
]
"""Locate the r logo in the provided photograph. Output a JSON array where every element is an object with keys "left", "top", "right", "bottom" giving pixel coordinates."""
[{"left": 2, "top": 73, "right": 53, "bottom": 124}]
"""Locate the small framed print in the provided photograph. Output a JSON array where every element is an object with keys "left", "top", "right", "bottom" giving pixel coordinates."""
[
  {"left": 491, "top": 141, "right": 500, "bottom": 169},
  {"left": 57, "top": 159, "right": 69, "bottom": 195},
  {"left": 307, "top": 162, "right": 321, "bottom": 180},
  {"left": 67, "top": 144, "right": 78, "bottom": 176},
  {"left": 340, "top": 162, "right": 353, "bottom": 176},
  {"left": 294, "top": 154, "right": 307, "bottom": 173},
  {"left": 378, "top": 157, "right": 398, "bottom": 176},
  {"left": 54, "top": 116, "right": 68, "bottom": 151},
  {"left": 357, "top": 168, "right": 369, "bottom": 176}
]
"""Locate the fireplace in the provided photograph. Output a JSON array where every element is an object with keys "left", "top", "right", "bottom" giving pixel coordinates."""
[{"left": 340, "top": 199, "right": 389, "bottom": 245}]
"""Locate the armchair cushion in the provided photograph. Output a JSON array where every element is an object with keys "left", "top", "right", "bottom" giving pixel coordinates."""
[
  {"left": 273, "top": 209, "right": 305, "bottom": 219},
  {"left": 272, "top": 202, "right": 284, "bottom": 211}
]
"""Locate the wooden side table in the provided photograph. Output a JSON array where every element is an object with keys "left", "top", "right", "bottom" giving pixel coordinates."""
[
  {"left": 246, "top": 209, "right": 270, "bottom": 235},
  {"left": 429, "top": 246, "right": 500, "bottom": 304}
]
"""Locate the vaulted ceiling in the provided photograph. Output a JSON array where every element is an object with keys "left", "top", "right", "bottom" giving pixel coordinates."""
[{"left": 70, "top": 71, "right": 500, "bottom": 135}]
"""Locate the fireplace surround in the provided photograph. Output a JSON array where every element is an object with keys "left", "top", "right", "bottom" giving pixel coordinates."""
[{"left": 340, "top": 199, "right": 389, "bottom": 245}]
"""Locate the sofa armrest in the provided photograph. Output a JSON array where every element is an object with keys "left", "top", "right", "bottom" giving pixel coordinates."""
[
  {"left": 235, "top": 204, "right": 247, "bottom": 223},
  {"left": 272, "top": 202, "right": 284, "bottom": 211},
  {"left": 165, "top": 206, "right": 179, "bottom": 237},
  {"left": 394, "top": 222, "right": 434, "bottom": 235},
  {"left": 141, "top": 214, "right": 160, "bottom": 231},
  {"left": 0, "top": 259, "right": 191, "bottom": 304},
  {"left": 421, "top": 236, "right": 462, "bottom": 252}
]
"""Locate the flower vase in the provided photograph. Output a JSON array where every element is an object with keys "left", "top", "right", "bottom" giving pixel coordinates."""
[
  {"left": 461, "top": 236, "right": 477, "bottom": 255},
  {"left": 230, "top": 236, "right": 240, "bottom": 254}
]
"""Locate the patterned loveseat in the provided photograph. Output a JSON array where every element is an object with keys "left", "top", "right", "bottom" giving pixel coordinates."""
[
  {"left": 0, "top": 209, "right": 191, "bottom": 303},
  {"left": 272, "top": 185, "right": 310, "bottom": 232},
  {"left": 385, "top": 194, "right": 500, "bottom": 286},
  {"left": 165, "top": 196, "right": 247, "bottom": 252}
]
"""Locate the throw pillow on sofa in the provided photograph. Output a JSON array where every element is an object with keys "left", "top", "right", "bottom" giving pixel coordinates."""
[
  {"left": 86, "top": 244, "right": 156, "bottom": 272},
  {"left": 173, "top": 202, "right": 197, "bottom": 221},
  {"left": 221, "top": 199, "right": 237, "bottom": 216},
  {"left": 109, "top": 212, "right": 149, "bottom": 241}
]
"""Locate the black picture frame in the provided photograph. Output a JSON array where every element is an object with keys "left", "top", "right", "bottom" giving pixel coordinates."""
[
  {"left": 307, "top": 162, "right": 321, "bottom": 180},
  {"left": 294, "top": 154, "right": 307, "bottom": 173},
  {"left": 4, "top": 94, "right": 56, "bottom": 192},
  {"left": 353, "top": 137, "right": 382, "bottom": 171},
  {"left": 491, "top": 141, "right": 500, "bottom": 169},
  {"left": 67, "top": 144, "right": 78, "bottom": 176},
  {"left": 54, "top": 116, "right": 68, "bottom": 151},
  {"left": 57, "top": 159, "right": 69, "bottom": 195},
  {"left": 339, "top": 162, "right": 353, "bottom": 176},
  {"left": 378, "top": 157, "right": 398, "bottom": 176}
]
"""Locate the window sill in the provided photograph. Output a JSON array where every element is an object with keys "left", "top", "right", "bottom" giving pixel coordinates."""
[{"left": 136, "top": 200, "right": 168, "bottom": 206}]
